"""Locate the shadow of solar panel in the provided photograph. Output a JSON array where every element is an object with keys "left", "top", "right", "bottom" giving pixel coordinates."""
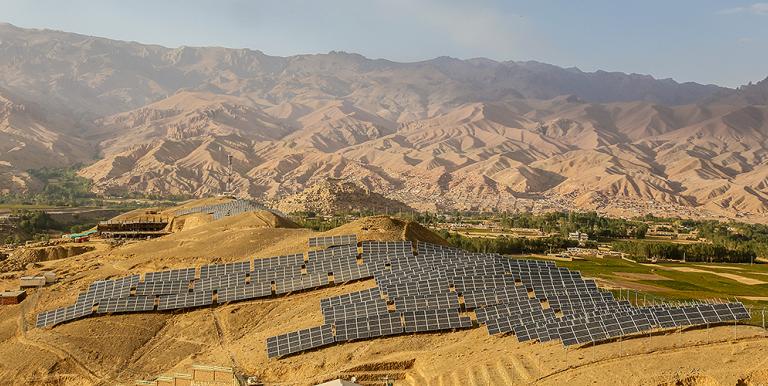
[
  {"left": 144, "top": 268, "right": 195, "bottom": 283},
  {"left": 97, "top": 296, "right": 155, "bottom": 313},
  {"left": 403, "top": 309, "right": 471, "bottom": 333},
  {"left": 308, "top": 234, "right": 357, "bottom": 248},
  {"left": 217, "top": 282, "right": 272, "bottom": 303},
  {"left": 135, "top": 280, "right": 190, "bottom": 295},
  {"left": 320, "top": 288, "right": 381, "bottom": 309},
  {"left": 199, "top": 261, "right": 250, "bottom": 278},
  {"left": 158, "top": 291, "right": 213, "bottom": 310},
  {"left": 253, "top": 253, "right": 305, "bottom": 270}
]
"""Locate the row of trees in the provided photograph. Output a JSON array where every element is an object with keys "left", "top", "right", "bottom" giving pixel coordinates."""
[
  {"left": 611, "top": 240, "right": 755, "bottom": 263},
  {"left": 437, "top": 230, "right": 580, "bottom": 255},
  {"left": 495, "top": 211, "right": 648, "bottom": 239}
]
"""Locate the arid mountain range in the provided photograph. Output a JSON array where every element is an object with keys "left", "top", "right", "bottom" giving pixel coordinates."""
[{"left": 1, "top": 22, "right": 768, "bottom": 220}]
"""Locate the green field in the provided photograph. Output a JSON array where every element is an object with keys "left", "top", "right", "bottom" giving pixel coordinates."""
[{"left": 523, "top": 255, "right": 768, "bottom": 327}]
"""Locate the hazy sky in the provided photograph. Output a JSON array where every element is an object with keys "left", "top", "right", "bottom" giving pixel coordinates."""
[{"left": 1, "top": 0, "right": 766, "bottom": 88}]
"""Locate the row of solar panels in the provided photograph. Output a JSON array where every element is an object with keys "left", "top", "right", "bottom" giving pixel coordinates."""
[
  {"left": 320, "top": 291, "right": 461, "bottom": 323},
  {"left": 483, "top": 301, "right": 750, "bottom": 346},
  {"left": 265, "top": 241, "right": 754, "bottom": 357},
  {"left": 174, "top": 199, "right": 282, "bottom": 220},
  {"left": 267, "top": 308, "right": 473, "bottom": 358},
  {"left": 35, "top": 239, "right": 421, "bottom": 329}
]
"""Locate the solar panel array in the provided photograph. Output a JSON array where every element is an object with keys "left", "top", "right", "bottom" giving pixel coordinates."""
[
  {"left": 33, "top": 237, "right": 752, "bottom": 357},
  {"left": 308, "top": 234, "right": 357, "bottom": 248},
  {"left": 265, "top": 241, "right": 753, "bottom": 358},
  {"left": 35, "top": 239, "right": 378, "bottom": 328},
  {"left": 266, "top": 325, "right": 335, "bottom": 358},
  {"left": 174, "top": 199, "right": 282, "bottom": 220}
]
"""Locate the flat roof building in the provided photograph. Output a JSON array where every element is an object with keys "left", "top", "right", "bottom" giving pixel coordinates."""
[{"left": 1, "top": 290, "right": 27, "bottom": 305}]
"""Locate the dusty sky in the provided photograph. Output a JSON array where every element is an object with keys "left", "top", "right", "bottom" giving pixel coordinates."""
[{"left": 1, "top": 0, "right": 766, "bottom": 88}]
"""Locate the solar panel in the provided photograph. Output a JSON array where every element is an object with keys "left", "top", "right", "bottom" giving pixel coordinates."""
[
  {"left": 135, "top": 280, "right": 190, "bottom": 296},
  {"left": 274, "top": 274, "right": 329, "bottom": 294},
  {"left": 78, "top": 275, "right": 140, "bottom": 305},
  {"left": 195, "top": 272, "right": 248, "bottom": 292},
  {"left": 320, "top": 288, "right": 381, "bottom": 309},
  {"left": 252, "top": 253, "right": 305, "bottom": 270},
  {"left": 35, "top": 302, "right": 94, "bottom": 328},
  {"left": 158, "top": 291, "right": 213, "bottom": 310},
  {"left": 403, "top": 309, "right": 472, "bottom": 333},
  {"left": 475, "top": 298, "right": 544, "bottom": 324},
  {"left": 97, "top": 296, "right": 155, "bottom": 313},
  {"left": 175, "top": 199, "right": 278, "bottom": 220},
  {"left": 266, "top": 324, "right": 335, "bottom": 358},
  {"left": 332, "top": 262, "right": 381, "bottom": 282},
  {"left": 727, "top": 302, "right": 751, "bottom": 320},
  {"left": 322, "top": 299, "right": 389, "bottom": 323},
  {"left": 393, "top": 292, "right": 460, "bottom": 312},
  {"left": 199, "top": 261, "right": 251, "bottom": 278},
  {"left": 451, "top": 275, "right": 518, "bottom": 292},
  {"left": 144, "top": 268, "right": 196, "bottom": 283},
  {"left": 380, "top": 277, "right": 450, "bottom": 298},
  {"left": 334, "top": 312, "right": 403, "bottom": 341},
  {"left": 217, "top": 282, "right": 272, "bottom": 303},
  {"left": 307, "top": 244, "right": 358, "bottom": 261},
  {"left": 361, "top": 241, "right": 413, "bottom": 260},
  {"left": 304, "top": 255, "right": 358, "bottom": 274},
  {"left": 463, "top": 286, "right": 529, "bottom": 309},
  {"left": 485, "top": 308, "right": 557, "bottom": 336},
  {"left": 250, "top": 265, "right": 304, "bottom": 282},
  {"left": 308, "top": 234, "right": 357, "bottom": 248}
]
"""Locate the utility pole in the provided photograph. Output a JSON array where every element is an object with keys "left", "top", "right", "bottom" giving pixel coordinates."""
[{"left": 226, "top": 154, "right": 233, "bottom": 196}]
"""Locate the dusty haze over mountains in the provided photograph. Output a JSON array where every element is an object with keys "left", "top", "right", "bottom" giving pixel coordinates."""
[{"left": 2, "top": 23, "right": 768, "bottom": 220}]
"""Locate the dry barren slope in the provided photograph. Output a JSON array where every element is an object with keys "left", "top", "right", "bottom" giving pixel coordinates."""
[
  {"left": 6, "top": 23, "right": 768, "bottom": 220},
  {"left": 0, "top": 211, "right": 766, "bottom": 385}
]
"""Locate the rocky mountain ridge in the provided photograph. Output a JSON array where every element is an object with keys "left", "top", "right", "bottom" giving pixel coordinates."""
[{"left": 1, "top": 23, "right": 767, "bottom": 220}]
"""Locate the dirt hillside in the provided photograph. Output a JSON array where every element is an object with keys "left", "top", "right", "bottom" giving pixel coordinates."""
[{"left": 0, "top": 211, "right": 766, "bottom": 385}]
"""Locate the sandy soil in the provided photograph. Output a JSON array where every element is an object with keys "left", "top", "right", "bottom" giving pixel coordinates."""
[
  {"left": 694, "top": 265, "right": 743, "bottom": 270},
  {"left": 662, "top": 266, "right": 767, "bottom": 286}
]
